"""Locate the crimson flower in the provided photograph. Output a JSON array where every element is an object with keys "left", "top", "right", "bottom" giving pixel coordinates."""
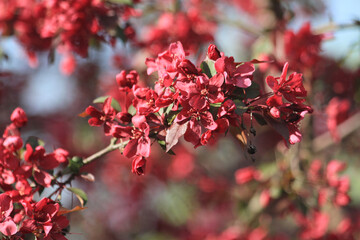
[
  {"left": 188, "top": 73, "right": 225, "bottom": 110},
  {"left": 235, "top": 166, "right": 261, "bottom": 184},
  {"left": 266, "top": 62, "right": 307, "bottom": 109},
  {"left": 119, "top": 115, "right": 151, "bottom": 159},
  {"left": 132, "top": 155, "right": 146, "bottom": 176},
  {"left": 207, "top": 44, "right": 221, "bottom": 61},
  {"left": 0, "top": 194, "right": 17, "bottom": 236},
  {"left": 116, "top": 70, "right": 139, "bottom": 92},
  {"left": 20, "top": 198, "right": 69, "bottom": 239},
  {"left": 23, "top": 144, "right": 67, "bottom": 187},
  {"left": 215, "top": 56, "right": 254, "bottom": 88},
  {"left": 86, "top": 97, "right": 116, "bottom": 135},
  {"left": 10, "top": 107, "right": 28, "bottom": 128},
  {"left": 284, "top": 22, "right": 323, "bottom": 70},
  {"left": 175, "top": 103, "right": 217, "bottom": 146}
]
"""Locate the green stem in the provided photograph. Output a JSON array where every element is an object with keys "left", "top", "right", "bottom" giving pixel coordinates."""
[{"left": 82, "top": 138, "right": 129, "bottom": 165}]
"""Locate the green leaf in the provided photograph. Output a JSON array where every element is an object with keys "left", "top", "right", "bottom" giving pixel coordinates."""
[
  {"left": 200, "top": 59, "right": 216, "bottom": 78},
  {"left": 107, "top": 0, "right": 133, "bottom": 5},
  {"left": 165, "top": 103, "right": 174, "bottom": 115},
  {"left": 128, "top": 104, "right": 136, "bottom": 116},
  {"left": 68, "top": 156, "right": 84, "bottom": 173},
  {"left": 158, "top": 107, "right": 164, "bottom": 116},
  {"left": 234, "top": 100, "right": 247, "bottom": 115},
  {"left": 24, "top": 136, "right": 45, "bottom": 149},
  {"left": 158, "top": 140, "right": 176, "bottom": 155},
  {"left": 210, "top": 102, "right": 222, "bottom": 108},
  {"left": 93, "top": 96, "right": 121, "bottom": 112},
  {"left": 67, "top": 187, "right": 88, "bottom": 207}
]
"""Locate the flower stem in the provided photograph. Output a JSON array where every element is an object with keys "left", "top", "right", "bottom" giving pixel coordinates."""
[{"left": 82, "top": 138, "right": 129, "bottom": 165}]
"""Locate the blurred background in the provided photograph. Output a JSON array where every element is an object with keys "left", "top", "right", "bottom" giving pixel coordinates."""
[{"left": 1, "top": 0, "right": 360, "bottom": 239}]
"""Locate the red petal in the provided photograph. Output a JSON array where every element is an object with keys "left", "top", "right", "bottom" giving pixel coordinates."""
[
  {"left": 123, "top": 139, "right": 138, "bottom": 158},
  {"left": 85, "top": 106, "right": 101, "bottom": 117},
  {"left": 132, "top": 115, "right": 146, "bottom": 128},
  {"left": 280, "top": 62, "right": 289, "bottom": 83},
  {"left": 209, "top": 73, "right": 224, "bottom": 88},
  {"left": 201, "top": 111, "right": 217, "bottom": 130},
  {"left": 137, "top": 137, "right": 150, "bottom": 158},
  {"left": 265, "top": 76, "right": 279, "bottom": 90},
  {"left": 0, "top": 194, "right": 13, "bottom": 218},
  {"left": 88, "top": 117, "right": 103, "bottom": 126},
  {"left": 40, "top": 154, "right": 61, "bottom": 170},
  {"left": 103, "top": 97, "right": 115, "bottom": 116},
  {"left": 0, "top": 218, "right": 17, "bottom": 236},
  {"left": 33, "top": 169, "right": 52, "bottom": 187}
]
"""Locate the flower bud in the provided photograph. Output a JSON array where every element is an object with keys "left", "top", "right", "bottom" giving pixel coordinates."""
[
  {"left": 207, "top": 44, "right": 221, "bottom": 60},
  {"left": 132, "top": 156, "right": 146, "bottom": 176},
  {"left": 10, "top": 107, "right": 27, "bottom": 128}
]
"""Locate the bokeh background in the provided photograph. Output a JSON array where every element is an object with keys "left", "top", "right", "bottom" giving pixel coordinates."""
[{"left": 1, "top": 0, "right": 360, "bottom": 239}]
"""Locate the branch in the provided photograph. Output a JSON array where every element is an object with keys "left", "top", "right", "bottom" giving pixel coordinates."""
[
  {"left": 314, "top": 21, "right": 360, "bottom": 34},
  {"left": 313, "top": 112, "right": 360, "bottom": 152},
  {"left": 82, "top": 138, "right": 129, "bottom": 165}
]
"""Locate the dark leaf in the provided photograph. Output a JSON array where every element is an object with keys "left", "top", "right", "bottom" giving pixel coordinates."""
[
  {"left": 253, "top": 113, "right": 267, "bottom": 126},
  {"left": 234, "top": 100, "right": 247, "bottom": 115},
  {"left": 24, "top": 136, "right": 45, "bottom": 150},
  {"left": 245, "top": 81, "right": 260, "bottom": 99},
  {"left": 264, "top": 114, "right": 290, "bottom": 146}
]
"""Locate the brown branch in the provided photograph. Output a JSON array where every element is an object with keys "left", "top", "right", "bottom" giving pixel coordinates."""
[{"left": 313, "top": 112, "right": 360, "bottom": 152}]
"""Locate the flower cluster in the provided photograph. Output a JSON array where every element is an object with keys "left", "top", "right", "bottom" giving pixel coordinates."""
[
  {"left": 85, "top": 41, "right": 312, "bottom": 175},
  {"left": 0, "top": 108, "right": 76, "bottom": 239},
  {"left": 0, "top": 0, "right": 139, "bottom": 73},
  {"left": 141, "top": 10, "right": 216, "bottom": 55}
]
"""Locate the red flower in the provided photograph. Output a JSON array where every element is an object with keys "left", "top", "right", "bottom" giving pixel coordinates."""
[
  {"left": 60, "top": 54, "right": 76, "bottom": 76},
  {"left": 116, "top": 70, "right": 139, "bottom": 92},
  {"left": 215, "top": 56, "right": 254, "bottom": 88},
  {"left": 189, "top": 73, "right": 225, "bottom": 110},
  {"left": 235, "top": 166, "right": 261, "bottom": 184},
  {"left": 86, "top": 97, "right": 116, "bottom": 135},
  {"left": 326, "top": 97, "right": 350, "bottom": 142},
  {"left": 299, "top": 211, "right": 329, "bottom": 239},
  {"left": 10, "top": 107, "right": 28, "bottom": 128},
  {"left": 175, "top": 103, "right": 217, "bottom": 146},
  {"left": 132, "top": 155, "right": 146, "bottom": 176},
  {"left": 284, "top": 22, "right": 323, "bottom": 70},
  {"left": 266, "top": 62, "right": 307, "bottom": 110},
  {"left": 0, "top": 194, "right": 17, "bottom": 236},
  {"left": 23, "top": 144, "right": 67, "bottom": 187},
  {"left": 20, "top": 198, "right": 69, "bottom": 239},
  {"left": 122, "top": 115, "right": 151, "bottom": 158},
  {"left": 207, "top": 44, "right": 221, "bottom": 61},
  {"left": 3, "top": 136, "right": 23, "bottom": 151}
]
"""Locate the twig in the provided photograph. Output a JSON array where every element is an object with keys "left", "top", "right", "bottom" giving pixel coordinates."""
[
  {"left": 313, "top": 112, "right": 360, "bottom": 152},
  {"left": 82, "top": 138, "right": 129, "bottom": 165}
]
